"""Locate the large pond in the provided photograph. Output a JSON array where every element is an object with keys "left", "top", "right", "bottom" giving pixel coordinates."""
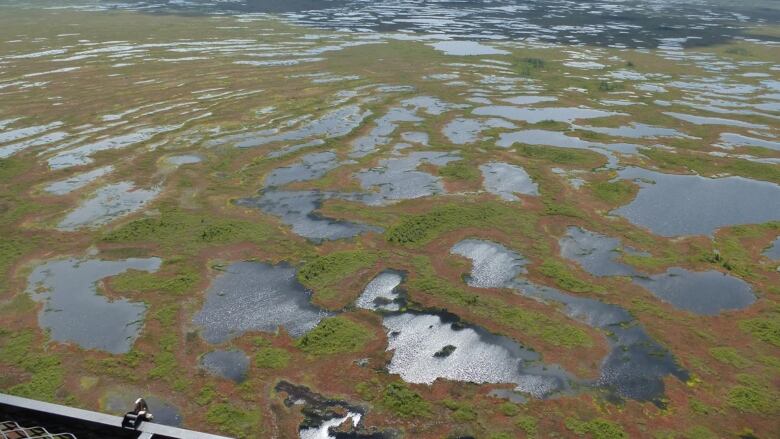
[
  {"left": 26, "top": 257, "right": 162, "bottom": 354},
  {"left": 612, "top": 167, "right": 780, "bottom": 237},
  {"left": 193, "top": 261, "right": 331, "bottom": 344},
  {"left": 560, "top": 227, "right": 756, "bottom": 315}
]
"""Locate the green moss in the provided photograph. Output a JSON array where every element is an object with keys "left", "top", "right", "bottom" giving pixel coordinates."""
[
  {"left": 589, "top": 180, "right": 636, "bottom": 205},
  {"left": 111, "top": 266, "right": 199, "bottom": 295},
  {"left": 297, "top": 250, "right": 377, "bottom": 290},
  {"left": 516, "top": 415, "right": 538, "bottom": 437},
  {"left": 0, "top": 331, "right": 64, "bottom": 401},
  {"left": 629, "top": 299, "right": 669, "bottom": 320},
  {"left": 355, "top": 379, "right": 382, "bottom": 401},
  {"left": 102, "top": 205, "right": 275, "bottom": 254},
  {"left": 295, "top": 317, "right": 373, "bottom": 355},
  {"left": 686, "top": 426, "right": 716, "bottom": 439},
  {"left": 439, "top": 160, "right": 481, "bottom": 181},
  {"left": 516, "top": 145, "right": 605, "bottom": 166},
  {"left": 565, "top": 417, "right": 627, "bottom": 439},
  {"left": 84, "top": 350, "right": 145, "bottom": 381},
  {"left": 442, "top": 399, "right": 477, "bottom": 422},
  {"left": 709, "top": 347, "right": 753, "bottom": 369},
  {"left": 0, "top": 157, "right": 31, "bottom": 182},
  {"left": 196, "top": 385, "right": 217, "bottom": 406},
  {"left": 206, "top": 403, "right": 261, "bottom": 438},
  {"left": 254, "top": 348, "right": 290, "bottom": 369},
  {"left": 385, "top": 203, "right": 516, "bottom": 246},
  {"left": 739, "top": 312, "right": 780, "bottom": 347},
  {"left": 689, "top": 399, "right": 714, "bottom": 415},
  {"left": 539, "top": 259, "right": 605, "bottom": 294},
  {"left": 707, "top": 234, "right": 755, "bottom": 278},
  {"left": 726, "top": 374, "right": 779, "bottom": 414},
  {"left": 543, "top": 200, "right": 585, "bottom": 218},
  {"left": 410, "top": 257, "right": 592, "bottom": 348},
  {"left": 489, "top": 433, "right": 513, "bottom": 439},
  {"left": 381, "top": 382, "right": 431, "bottom": 418},
  {"left": 153, "top": 304, "right": 178, "bottom": 327},
  {"left": 643, "top": 148, "right": 780, "bottom": 185},
  {"left": 499, "top": 402, "right": 519, "bottom": 417},
  {"left": 0, "top": 237, "right": 33, "bottom": 293}
]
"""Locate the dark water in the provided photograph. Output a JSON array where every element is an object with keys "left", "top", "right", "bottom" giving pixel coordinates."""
[
  {"left": 200, "top": 350, "right": 250, "bottom": 382},
  {"left": 103, "top": 0, "right": 780, "bottom": 48}
]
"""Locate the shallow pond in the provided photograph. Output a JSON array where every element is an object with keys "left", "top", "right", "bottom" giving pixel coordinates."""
[
  {"left": 383, "top": 311, "right": 572, "bottom": 399},
  {"left": 613, "top": 167, "right": 780, "bottom": 237},
  {"left": 193, "top": 261, "right": 331, "bottom": 343},
  {"left": 200, "top": 350, "right": 250, "bottom": 383},
  {"left": 264, "top": 151, "right": 339, "bottom": 187},
  {"left": 574, "top": 122, "right": 689, "bottom": 139},
  {"left": 429, "top": 41, "right": 509, "bottom": 56},
  {"left": 442, "top": 117, "right": 516, "bottom": 145},
  {"left": 57, "top": 181, "right": 160, "bottom": 231},
  {"left": 473, "top": 106, "right": 619, "bottom": 124},
  {"left": 44, "top": 165, "right": 114, "bottom": 195},
  {"left": 765, "top": 236, "right": 780, "bottom": 260},
  {"left": 236, "top": 189, "right": 381, "bottom": 242},
  {"left": 355, "top": 151, "right": 459, "bottom": 204},
  {"left": 717, "top": 133, "right": 780, "bottom": 151},
  {"left": 480, "top": 162, "right": 539, "bottom": 201},
  {"left": 355, "top": 270, "right": 404, "bottom": 312},
  {"left": 26, "top": 257, "right": 162, "bottom": 354},
  {"left": 165, "top": 154, "right": 202, "bottom": 166},
  {"left": 235, "top": 104, "right": 370, "bottom": 149},
  {"left": 634, "top": 269, "right": 756, "bottom": 316}
]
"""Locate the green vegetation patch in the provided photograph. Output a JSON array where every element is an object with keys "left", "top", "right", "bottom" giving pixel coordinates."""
[
  {"left": 410, "top": 257, "right": 592, "bottom": 348},
  {"left": 565, "top": 417, "right": 627, "bottom": 439},
  {"left": 0, "top": 157, "right": 32, "bottom": 182},
  {"left": 516, "top": 415, "right": 538, "bottom": 437},
  {"left": 588, "top": 180, "right": 636, "bottom": 205},
  {"left": 102, "top": 205, "right": 275, "bottom": 253},
  {"left": 726, "top": 375, "right": 780, "bottom": 414},
  {"left": 0, "top": 237, "right": 33, "bottom": 293},
  {"left": 443, "top": 399, "right": 477, "bottom": 422},
  {"left": 381, "top": 382, "right": 431, "bottom": 418},
  {"left": 739, "top": 308, "right": 780, "bottom": 347},
  {"left": 516, "top": 144, "right": 603, "bottom": 165},
  {"left": 295, "top": 317, "right": 373, "bottom": 355},
  {"left": 709, "top": 347, "right": 753, "bottom": 369},
  {"left": 386, "top": 203, "right": 517, "bottom": 246},
  {"left": 297, "top": 250, "right": 378, "bottom": 289},
  {"left": 0, "top": 330, "right": 64, "bottom": 401},
  {"left": 643, "top": 148, "right": 780, "bottom": 185},
  {"left": 111, "top": 264, "right": 199, "bottom": 296},
  {"left": 254, "top": 348, "right": 291, "bottom": 370},
  {"left": 206, "top": 402, "right": 261, "bottom": 438},
  {"left": 539, "top": 259, "right": 605, "bottom": 294},
  {"left": 438, "top": 160, "right": 481, "bottom": 181}
]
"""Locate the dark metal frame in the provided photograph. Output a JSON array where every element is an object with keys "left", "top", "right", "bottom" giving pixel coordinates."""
[{"left": 0, "top": 394, "right": 232, "bottom": 439}]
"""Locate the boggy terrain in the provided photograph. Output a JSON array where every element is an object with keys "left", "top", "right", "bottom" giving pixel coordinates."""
[{"left": 0, "top": 2, "right": 779, "bottom": 438}]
